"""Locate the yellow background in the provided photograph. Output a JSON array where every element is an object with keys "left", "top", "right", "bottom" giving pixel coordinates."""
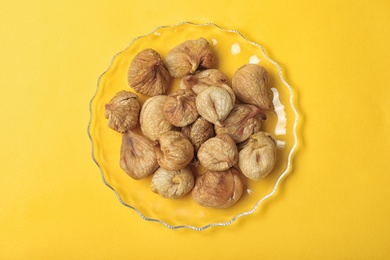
[{"left": 1, "top": 0, "right": 389, "bottom": 258}]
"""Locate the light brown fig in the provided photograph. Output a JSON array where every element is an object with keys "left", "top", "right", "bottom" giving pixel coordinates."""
[
  {"left": 192, "top": 168, "right": 244, "bottom": 209},
  {"left": 127, "top": 48, "right": 171, "bottom": 96},
  {"left": 151, "top": 167, "right": 195, "bottom": 199},
  {"left": 179, "top": 69, "right": 228, "bottom": 95},
  {"left": 238, "top": 131, "right": 277, "bottom": 181},
  {"left": 197, "top": 134, "right": 238, "bottom": 171},
  {"left": 104, "top": 90, "right": 141, "bottom": 133},
  {"left": 232, "top": 64, "right": 273, "bottom": 110},
  {"left": 165, "top": 38, "right": 214, "bottom": 78},
  {"left": 181, "top": 116, "right": 214, "bottom": 153},
  {"left": 214, "top": 103, "right": 266, "bottom": 143},
  {"left": 195, "top": 86, "right": 234, "bottom": 127},
  {"left": 140, "top": 95, "right": 177, "bottom": 142},
  {"left": 154, "top": 131, "right": 194, "bottom": 171},
  {"left": 163, "top": 89, "right": 198, "bottom": 127},
  {"left": 120, "top": 130, "right": 159, "bottom": 180}
]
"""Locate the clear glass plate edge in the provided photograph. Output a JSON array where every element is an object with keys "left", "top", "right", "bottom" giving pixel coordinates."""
[{"left": 87, "top": 21, "right": 299, "bottom": 231}]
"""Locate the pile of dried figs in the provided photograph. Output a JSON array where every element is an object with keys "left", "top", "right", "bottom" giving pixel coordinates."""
[{"left": 105, "top": 38, "right": 277, "bottom": 209}]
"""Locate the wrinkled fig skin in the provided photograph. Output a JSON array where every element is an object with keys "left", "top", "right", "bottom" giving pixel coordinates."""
[
  {"left": 127, "top": 48, "right": 171, "bottom": 96},
  {"left": 120, "top": 130, "right": 159, "bottom": 180},
  {"left": 197, "top": 134, "right": 238, "bottom": 171},
  {"left": 151, "top": 167, "right": 195, "bottom": 199},
  {"left": 192, "top": 168, "right": 244, "bottom": 209},
  {"left": 195, "top": 86, "right": 234, "bottom": 127},
  {"left": 232, "top": 64, "right": 273, "bottom": 110},
  {"left": 218, "top": 84, "right": 236, "bottom": 105},
  {"left": 140, "top": 95, "right": 177, "bottom": 142},
  {"left": 165, "top": 38, "right": 214, "bottom": 78},
  {"left": 105, "top": 90, "right": 141, "bottom": 133},
  {"left": 163, "top": 89, "right": 198, "bottom": 127},
  {"left": 154, "top": 131, "right": 194, "bottom": 171},
  {"left": 214, "top": 103, "right": 266, "bottom": 143},
  {"left": 181, "top": 117, "right": 215, "bottom": 152},
  {"left": 238, "top": 131, "right": 277, "bottom": 181},
  {"left": 179, "top": 69, "right": 229, "bottom": 95}
]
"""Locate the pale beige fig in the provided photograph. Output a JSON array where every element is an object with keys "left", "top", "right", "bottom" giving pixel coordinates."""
[
  {"left": 214, "top": 103, "right": 266, "bottom": 143},
  {"left": 163, "top": 89, "right": 198, "bottom": 127},
  {"left": 120, "top": 130, "right": 159, "bottom": 180},
  {"left": 140, "top": 95, "right": 177, "bottom": 141},
  {"left": 232, "top": 64, "right": 273, "bottom": 110},
  {"left": 197, "top": 134, "right": 238, "bottom": 171},
  {"left": 165, "top": 38, "right": 214, "bottom": 78},
  {"left": 154, "top": 131, "right": 194, "bottom": 171},
  {"left": 238, "top": 131, "right": 277, "bottom": 181},
  {"left": 179, "top": 69, "right": 228, "bottom": 94},
  {"left": 181, "top": 116, "right": 214, "bottom": 153},
  {"left": 104, "top": 90, "right": 141, "bottom": 133},
  {"left": 217, "top": 83, "right": 236, "bottom": 105},
  {"left": 195, "top": 86, "right": 234, "bottom": 127},
  {"left": 127, "top": 48, "right": 171, "bottom": 96},
  {"left": 192, "top": 168, "right": 244, "bottom": 209},
  {"left": 151, "top": 166, "right": 195, "bottom": 199}
]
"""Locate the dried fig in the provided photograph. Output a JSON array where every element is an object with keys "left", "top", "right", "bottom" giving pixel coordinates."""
[
  {"left": 197, "top": 134, "right": 238, "bottom": 171},
  {"left": 105, "top": 90, "right": 141, "bottom": 133},
  {"left": 195, "top": 86, "right": 234, "bottom": 127},
  {"left": 180, "top": 69, "right": 228, "bottom": 95},
  {"left": 163, "top": 89, "right": 198, "bottom": 127},
  {"left": 120, "top": 130, "right": 159, "bottom": 180},
  {"left": 217, "top": 83, "right": 236, "bottom": 104},
  {"left": 140, "top": 95, "right": 176, "bottom": 141},
  {"left": 181, "top": 116, "right": 214, "bottom": 153},
  {"left": 192, "top": 168, "right": 244, "bottom": 209},
  {"left": 165, "top": 38, "right": 214, "bottom": 78},
  {"left": 232, "top": 64, "right": 273, "bottom": 110},
  {"left": 151, "top": 166, "right": 194, "bottom": 199},
  {"left": 127, "top": 48, "right": 171, "bottom": 96},
  {"left": 214, "top": 103, "right": 266, "bottom": 143},
  {"left": 238, "top": 131, "right": 277, "bottom": 181},
  {"left": 154, "top": 131, "right": 194, "bottom": 171}
]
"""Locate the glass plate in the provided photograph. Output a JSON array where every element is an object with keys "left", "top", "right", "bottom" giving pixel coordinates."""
[{"left": 88, "top": 22, "right": 299, "bottom": 230}]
